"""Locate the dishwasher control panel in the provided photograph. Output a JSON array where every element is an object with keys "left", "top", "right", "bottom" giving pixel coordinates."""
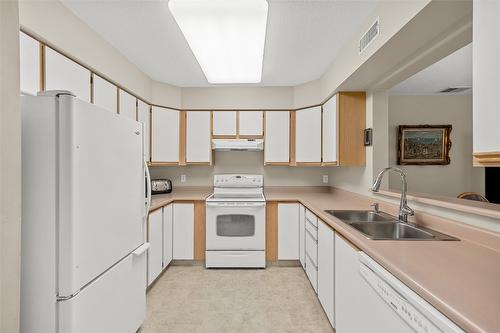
[{"left": 360, "top": 263, "right": 440, "bottom": 333}]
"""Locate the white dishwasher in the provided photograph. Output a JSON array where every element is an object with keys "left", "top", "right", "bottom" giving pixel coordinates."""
[{"left": 358, "top": 253, "right": 465, "bottom": 333}]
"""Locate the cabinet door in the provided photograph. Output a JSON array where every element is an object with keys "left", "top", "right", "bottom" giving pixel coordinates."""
[
  {"left": 322, "top": 95, "right": 338, "bottom": 164},
  {"left": 213, "top": 111, "right": 237, "bottom": 137},
  {"left": 296, "top": 106, "right": 322, "bottom": 163},
  {"left": 45, "top": 47, "right": 90, "bottom": 102},
  {"left": 93, "top": 75, "right": 117, "bottom": 113},
  {"left": 137, "top": 100, "right": 150, "bottom": 161},
  {"left": 163, "top": 204, "right": 173, "bottom": 268},
  {"left": 264, "top": 111, "right": 290, "bottom": 164},
  {"left": 278, "top": 203, "right": 299, "bottom": 260},
  {"left": 173, "top": 203, "right": 194, "bottom": 260},
  {"left": 20, "top": 31, "right": 40, "bottom": 96},
  {"left": 119, "top": 89, "right": 137, "bottom": 120},
  {"left": 299, "top": 205, "right": 306, "bottom": 269},
  {"left": 147, "top": 209, "right": 163, "bottom": 286},
  {"left": 151, "top": 107, "right": 179, "bottom": 163},
  {"left": 239, "top": 111, "right": 263, "bottom": 136},
  {"left": 318, "top": 220, "right": 335, "bottom": 328},
  {"left": 186, "top": 111, "right": 211, "bottom": 163}
]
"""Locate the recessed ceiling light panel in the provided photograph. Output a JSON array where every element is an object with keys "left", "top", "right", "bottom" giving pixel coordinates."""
[{"left": 168, "top": 0, "right": 268, "bottom": 84}]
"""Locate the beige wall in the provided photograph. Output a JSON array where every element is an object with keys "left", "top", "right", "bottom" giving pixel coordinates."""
[
  {"left": 19, "top": 0, "right": 152, "bottom": 101},
  {"left": 1, "top": 0, "right": 21, "bottom": 331},
  {"left": 328, "top": 91, "right": 389, "bottom": 194},
  {"left": 151, "top": 151, "right": 329, "bottom": 187},
  {"left": 152, "top": 81, "right": 181, "bottom": 109},
  {"left": 293, "top": 79, "right": 321, "bottom": 109},
  {"left": 181, "top": 86, "right": 294, "bottom": 109},
  {"left": 320, "top": 0, "right": 430, "bottom": 99},
  {"left": 388, "top": 95, "right": 484, "bottom": 197}
]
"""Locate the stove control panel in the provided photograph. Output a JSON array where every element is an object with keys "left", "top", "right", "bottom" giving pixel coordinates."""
[{"left": 214, "top": 174, "right": 263, "bottom": 188}]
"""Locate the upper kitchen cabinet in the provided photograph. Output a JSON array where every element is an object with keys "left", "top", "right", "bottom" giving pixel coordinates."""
[
  {"left": 137, "top": 100, "right": 151, "bottom": 161},
  {"left": 45, "top": 47, "right": 91, "bottom": 102},
  {"left": 186, "top": 111, "right": 211, "bottom": 165},
  {"left": 295, "top": 106, "right": 322, "bottom": 165},
  {"left": 151, "top": 106, "right": 179, "bottom": 165},
  {"left": 239, "top": 111, "right": 263, "bottom": 137},
  {"left": 473, "top": 1, "right": 500, "bottom": 166},
  {"left": 322, "top": 92, "right": 366, "bottom": 167},
  {"left": 20, "top": 32, "right": 40, "bottom": 96},
  {"left": 119, "top": 89, "right": 137, "bottom": 120},
  {"left": 322, "top": 95, "right": 338, "bottom": 165},
  {"left": 92, "top": 74, "right": 117, "bottom": 113},
  {"left": 212, "top": 111, "right": 237, "bottom": 137},
  {"left": 264, "top": 111, "right": 290, "bottom": 165}
]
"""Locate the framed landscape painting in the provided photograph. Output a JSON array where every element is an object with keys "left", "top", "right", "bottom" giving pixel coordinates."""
[{"left": 398, "top": 125, "right": 452, "bottom": 165}]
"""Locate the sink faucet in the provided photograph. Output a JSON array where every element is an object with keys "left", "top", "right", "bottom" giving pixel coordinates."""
[{"left": 371, "top": 167, "right": 414, "bottom": 223}]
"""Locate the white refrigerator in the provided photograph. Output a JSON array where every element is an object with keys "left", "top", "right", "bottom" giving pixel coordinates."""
[{"left": 21, "top": 91, "right": 151, "bottom": 333}]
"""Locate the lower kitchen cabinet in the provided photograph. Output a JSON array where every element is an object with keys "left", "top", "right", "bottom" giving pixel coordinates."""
[
  {"left": 173, "top": 203, "right": 194, "bottom": 260},
  {"left": 163, "top": 204, "right": 173, "bottom": 267},
  {"left": 305, "top": 214, "right": 318, "bottom": 293},
  {"left": 147, "top": 209, "right": 163, "bottom": 286},
  {"left": 318, "top": 220, "right": 335, "bottom": 328},
  {"left": 299, "top": 205, "right": 306, "bottom": 268},
  {"left": 278, "top": 203, "right": 299, "bottom": 260}
]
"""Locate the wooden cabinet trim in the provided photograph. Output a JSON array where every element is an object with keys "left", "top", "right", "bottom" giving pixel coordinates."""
[
  {"left": 179, "top": 111, "right": 187, "bottom": 166},
  {"left": 338, "top": 92, "right": 366, "bottom": 166},
  {"left": 473, "top": 151, "right": 500, "bottom": 167},
  {"left": 193, "top": 201, "right": 206, "bottom": 260},
  {"left": 39, "top": 43, "right": 46, "bottom": 91},
  {"left": 290, "top": 111, "right": 296, "bottom": 166},
  {"left": 266, "top": 202, "right": 278, "bottom": 261}
]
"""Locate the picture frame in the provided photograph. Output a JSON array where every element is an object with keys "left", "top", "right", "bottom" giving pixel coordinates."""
[{"left": 397, "top": 125, "right": 452, "bottom": 165}]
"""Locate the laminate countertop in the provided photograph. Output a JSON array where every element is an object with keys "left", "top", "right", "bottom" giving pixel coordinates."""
[
  {"left": 149, "top": 187, "right": 212, "bottom": 212},
  {"left": 148, "top": 186, "right": 500, "bottom": 333}
]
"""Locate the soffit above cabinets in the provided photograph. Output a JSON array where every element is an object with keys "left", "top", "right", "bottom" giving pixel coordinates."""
[
  {"left": 61, "top": 0, "right": 377, "bottom": 87},
  {"left": 388, "top": 43, "right": 472, "bottom": 96}
]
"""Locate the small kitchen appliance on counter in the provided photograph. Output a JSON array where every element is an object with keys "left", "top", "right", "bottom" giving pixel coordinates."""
[{"left": 151, "top": 179, "right": 172, "bottom": 194}]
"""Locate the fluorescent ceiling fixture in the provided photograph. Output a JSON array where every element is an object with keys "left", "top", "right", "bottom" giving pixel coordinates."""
[{"left": 168, "top": 0, "right": 268, "bottom": 84}]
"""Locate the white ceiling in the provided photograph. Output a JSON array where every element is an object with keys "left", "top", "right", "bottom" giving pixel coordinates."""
[
  {"left": 61, "top": 0, "right": 377, "bottom": 87},
  {"left": 388, "top": 43, "right": 472, "bottom": 95}
]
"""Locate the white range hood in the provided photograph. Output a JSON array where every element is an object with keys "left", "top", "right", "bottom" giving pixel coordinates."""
[{"left": 212, "top": 139, "right": 264, "bottom": 151}]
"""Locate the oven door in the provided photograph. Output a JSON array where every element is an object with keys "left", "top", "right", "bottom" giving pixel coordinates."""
[{"left": 206, "top": 202, "right": 265, "bottom": 250}]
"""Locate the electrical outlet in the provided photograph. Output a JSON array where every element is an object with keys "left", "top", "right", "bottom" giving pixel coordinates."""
[
  {"left": 322, "top": 175, "right": 329, "bottom": 184},
  {"left": 181, "top": 174, "right": 187, "bottom": 183}
]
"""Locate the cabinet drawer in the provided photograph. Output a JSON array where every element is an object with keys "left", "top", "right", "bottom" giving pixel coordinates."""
[
  {"left": 305, "top": 217, "right": 318, "bottom": 240},
  {"left": 305, "top": 228, "right": 318, "bottom": 266},
  {"left": 305, "top": 253, "right": 318, "bottom": 293},
  {"left": 305, "top": 209, "right": 318, "bottom": 226}
]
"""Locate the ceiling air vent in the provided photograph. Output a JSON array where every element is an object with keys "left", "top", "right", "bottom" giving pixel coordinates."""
[
  {"left": 359, "top": 17, "right": 379, "bottom": 54},
  {"left": 438, "top": 87, "right": 471, "bottom": 93}
]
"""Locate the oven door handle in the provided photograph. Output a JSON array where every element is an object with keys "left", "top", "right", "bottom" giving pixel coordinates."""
[{"left": 206, "top": 202, "right": 266, "bottom": 208}]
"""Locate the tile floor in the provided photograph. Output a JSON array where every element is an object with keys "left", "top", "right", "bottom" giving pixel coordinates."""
[{"left": 139, "top": 266, "right": 334, "bottom": 333}]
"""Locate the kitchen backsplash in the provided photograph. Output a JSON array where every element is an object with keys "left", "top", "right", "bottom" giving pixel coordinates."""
[{"left": 149, "top": 151, "right": 330, "bottom": 187}]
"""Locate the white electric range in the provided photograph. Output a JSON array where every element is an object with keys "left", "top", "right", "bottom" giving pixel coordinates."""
[{"left": 205, "top": 174, "right": 266, "bottom": 268}]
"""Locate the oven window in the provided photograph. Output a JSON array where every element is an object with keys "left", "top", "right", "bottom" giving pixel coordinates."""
[{"left": 216, "top": 215, "right": 255, "bottom": 237}]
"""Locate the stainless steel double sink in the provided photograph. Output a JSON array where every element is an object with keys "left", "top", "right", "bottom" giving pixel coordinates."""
[{"left": 325, "top": 210, "right": 458, "bottom": 241}]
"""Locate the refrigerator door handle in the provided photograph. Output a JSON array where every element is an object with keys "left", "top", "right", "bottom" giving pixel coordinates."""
[
  {"left": 132, "top": 242, "right": 150, "bottom": 256},
  {"left": 144, "top": 159, "right": 152, "bottom": 219}
]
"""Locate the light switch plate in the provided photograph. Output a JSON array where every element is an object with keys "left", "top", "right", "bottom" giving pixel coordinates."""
[
  {"left": 181, "top": 174, "right": 186, "bottom": 183},
  {"left": 322, "top": 175, "right": 329, "bottom": 183}
]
